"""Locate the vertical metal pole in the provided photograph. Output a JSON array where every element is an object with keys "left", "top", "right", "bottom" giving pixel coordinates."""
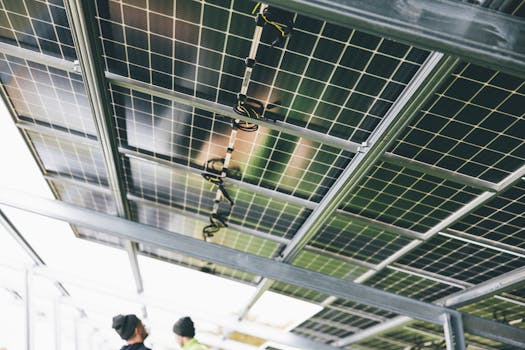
[
  {"left": 443, "top": 313, "right": 466, "bottom": 350},
  {"left": 74, "top": 315, "right": 81, "bottom": 350},
  {"left": 54, "top": 297, "right": 61, "bottom": 350},
  {"left": 24, "top": 269, "right": 33, "bottom": 350}
]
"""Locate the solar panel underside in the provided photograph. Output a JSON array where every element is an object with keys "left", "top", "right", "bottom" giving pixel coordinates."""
[
  {"left": 95, "top": 0, "right": 429, "bottom": 142},
  {"left": 0, "top": 0, "right": 77, "bottom": 60}
]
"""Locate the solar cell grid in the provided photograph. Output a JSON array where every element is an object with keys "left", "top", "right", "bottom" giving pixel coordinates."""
[
  {"left": 330, "top": 299, "right": 397, "bottom": 319},
  {"left": 291, "top": 250, "right": 368, "bottom": 280},
  {"left": 0, "top": 0, "right": 77, "bottom": 60},
  {"left": 390, "top": 62, "right": 525, "bottom": 183},
  {"left": 131, "top": 199, "right": 281, "bottom": 258},
  {"left": 270, "top": 282, "right": 329, "bottom": 303},
  {"left": 0, "top": 53, "right": 97, "bottom": 135},
  {"left": 294, "top": 307, "right": 378, "bottom": 336},
  {"left": 450, "top": 182, "right": 525, "bottom": 249},
  {"left": 459, "top": 297, "right": 525, "bottom": 329},
  {"left": 363, "top": 269, "right": 462, "bottom": 302},
  {"left": 27, "top": 130, "right": 109, "bottom": 185},
  {"left": 123, "top": 157, "right": 311, "bottom": 239},
  {"left": 110, "top": 84, "right": 354, "bottom": 202},
  {"left": 340, "top": 161, "right": 483, "bottom": 232},
  {"left": 52, "top": 180, "right": 117, "bottom": 215},
  {"left": 397, "top": 235, "right": 525, "bottom": 284},
  {"left": 95, "top": 0, "right": 429, "bottom": 143},
  {"left": 309, "top": 213, "right": 412, "bottom": 264}
]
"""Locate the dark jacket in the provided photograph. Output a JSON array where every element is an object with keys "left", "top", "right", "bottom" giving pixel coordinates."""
[{"left": 120, "top": 343, "right": 151, "bottom": 350}]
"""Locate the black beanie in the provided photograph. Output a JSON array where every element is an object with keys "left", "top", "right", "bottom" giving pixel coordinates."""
[
  {"left": 112, "top": 314, "right": 139, "bottom": 340},
  {"left": 172, "top": 316, "right": 195, "bottom": 337}
]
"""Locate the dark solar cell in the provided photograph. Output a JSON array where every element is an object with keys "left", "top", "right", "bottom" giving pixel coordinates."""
[
  {"left": 341, "top": 162, "right": 482, "bottom": 232},
  {"left": 364, "top": 269, "right": 462, "bottom": 302},
  {"left": 451, "top": 183, "right": 525, "bottom": 248},
  {"left": 0, "top": 0, "right": 76, "bottom": 59},
  {"left": 309, "top": 213, "right": 412, "bottom": 264},
  {"left": 398, "top": 235, "right": 525, "bottom": 284},
  {"left": 0, "top": 54, "right": 97, "bottom": 135},
  {"left": 390, "top": 62, "right": 525, "bottom": 183}
]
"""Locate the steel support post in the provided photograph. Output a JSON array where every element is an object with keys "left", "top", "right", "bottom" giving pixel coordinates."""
[
  {"left": 24, "top": 269, "right": 33, "bottom": 350},
  {"left": 442, "top": 313, "right": 466, "bottom": 350}
]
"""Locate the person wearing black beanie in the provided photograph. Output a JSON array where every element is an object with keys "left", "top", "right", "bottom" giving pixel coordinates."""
[
  {"left": 112, "top": 314, "right": 151, "bottom": 350},
  {"left": 172, "top": 316, "right": 207, "bottom": 350}
]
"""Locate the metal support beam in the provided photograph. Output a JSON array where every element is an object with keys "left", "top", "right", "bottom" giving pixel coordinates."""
[
  {"left": 335, "top": 264, "right": 525, "bottom": 346},
  {"left": 462, "top": 313, "right": 525, "bottom": 349},
  {"left": 106, "top": 73, "right": 362, "bottom": 153},
  {"left": 0, "top": 189, "right": 485, "bottom": 327},
  {"left": 442, "top": 313, "right": 466, "bottom": 350},
  {"left": 0, "top": 42, "right": 78, "bottom": 73},
  {"left": 439, "top": 266, "right": 525, "bottom": 308},
  {"left": 24, "top": 269, "right": 33, "bottom": 350},
  {"left": 265, "top": 0, "right": 525, "bottom": 78},
  {"left": 381, "top": 153, "right": 498, "bottom": 192},
  {"left": 64, "top": 0, "right": 146, "bottom": 316},
  {"left": 440, "top": 229, "right": 525, "bottom": 259},
  {"left": 0, "top": 209, "right": 71, "bottom": 298}
]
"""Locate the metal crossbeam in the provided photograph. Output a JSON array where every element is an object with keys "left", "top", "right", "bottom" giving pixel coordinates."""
[
  {"left": 334, "top": 264, "right": 525, "bottom": 347},
  {"left": 381, "top": 153, "right": 498, "bottom": 192},
  {"left": 63, "top": 0, "right": 147, "bottom": 318},
  {"left": 0, "top": 189, "right": 474, "bottom": 324},
  {"left": 267, "top": 0, "right": 525, "bottom": 78},
  {"left": 2, "top": 189, "right": 524, "bottom": 347}
]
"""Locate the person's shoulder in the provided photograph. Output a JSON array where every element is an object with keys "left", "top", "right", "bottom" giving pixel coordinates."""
[{"left": 141, "top": 344, "right": 152, "bottom": 350}]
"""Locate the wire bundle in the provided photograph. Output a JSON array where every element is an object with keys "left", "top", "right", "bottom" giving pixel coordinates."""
[{"left": 201, "top": 3, "right": 293, "bottom": 240}]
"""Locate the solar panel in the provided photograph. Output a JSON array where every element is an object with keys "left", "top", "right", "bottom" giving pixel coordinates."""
[
  {"left": 0, "top": 53, "right": 97, "bottom": 136},
  {"left": 0, "top": 0, "right": 77, "bottom": 60},
  {"left": 131, "top": 199, "right": 281, "bottom": 258},
  {"left": 389, "top": 62, "right": 524, "bottom": 183},
  {"left": 460, "top": 296, "right": 525, "bottom": 329},
  {"left": 293, "top": 307, "right": 379, "bottom": 341},
  {"left": 291, "top": 250, "right": 368, "bottom": 280},
  {"left": 27, "top": 130, "right": 109, "bottom": 185},
  {"left": 123, "top": 156, "right": 312, "bottom": 239},
  {"left": 451, "top": 182, "right": 525, "bottom": 249},
  {"left": 51, "top": 180, "right": 117, "bottom": 215},
  {"left": 340, "top": 161, "right": 483, "bottom": 232},
  {"left": 363, "top": 268, "right": 462, "bottom": 302},
  {"left": 270, "top": 282, "right": 329, "bottom": 304},
  {"left": 309, "top": 213, "right": 412, "bottom": 264},
  {"left": 109, "top": 84, "right": 355, "bottom": 202},
  {"left": 397, "top": 235, "right": 525, "bottom": 284},
  {"left": 95, "top": 0, "right": 429, "bottom": 143}
]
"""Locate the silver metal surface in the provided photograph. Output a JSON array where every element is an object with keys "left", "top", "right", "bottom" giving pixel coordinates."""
[
  {"left": 442, "top": 313, "right": 466, "bottom": 350},
  {"left": 381, "top": 152, "right": 498, "bottom": 192},
  {"left": 64, "top": 0, "right": 146, "bottom": 316},
  {"left": 266, "top": 0, "right": 525, "bottom": 78},
  {"left": 0, "top": 188, "right": 477, "bottom": 326}
]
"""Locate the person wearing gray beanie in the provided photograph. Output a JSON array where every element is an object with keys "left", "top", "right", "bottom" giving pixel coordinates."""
[
  {"left": 112, "top": 314, "right": 151, "bottom": 350},
  {"left": 172, "top": 316, "right": 207, "bottom": 350}
]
